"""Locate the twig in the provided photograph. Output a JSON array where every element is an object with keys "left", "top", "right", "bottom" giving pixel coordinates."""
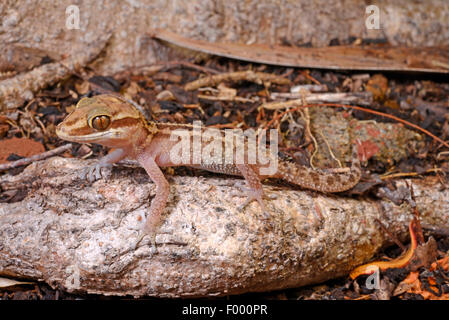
[
  {"left": 290, "top": 84, "right": 328, "bottom": 93},
  {"left": 267, "top": 92, "right": 373, "bottom": 107},
  {"left": 437, "top": 151, "right": 449, "bottom": 160},
  {"left": 114, "top": 61, "right": 220, "bottom": 81},
  {"left": 380, "top": 168, "right": 443, "bottom": 180},
  {"left": 34, "top": 116, "right": 48, "bottom": 136},
  {"left": 374, "top": 218, "right": 406, "bottom": 251},
  {"left": 185, "top": 70, "right": 291, "bottom": 91},
  {"left": 420, "top": 223, "right": 449, "bottom": 237},
  {"left": 4, "top": 118, "right": 25, "bottom": 138},
  {"left": 0, "top": 144, "right": 73, "bottom": 172},
  {"left": 318, "top": 130, "right": 343, "bottom": 168},
  {"left": 197, "top": 94, "right": 254, "bottom": 103},
  {"left": 161, "top": 61, "right": 220, "bottom": 75},
  {"left": 301, "top": 109, "right": 318, "bottom": 170}
]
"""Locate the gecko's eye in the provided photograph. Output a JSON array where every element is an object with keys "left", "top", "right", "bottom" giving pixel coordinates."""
[{"left": 90, "top": 115, "right": 111, "bottom": 131}]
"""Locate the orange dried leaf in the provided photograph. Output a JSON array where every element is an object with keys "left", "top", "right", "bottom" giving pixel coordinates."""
[
  {"left": 403, "top": 271, "right": 420, "bottom": 284},
  {"left": 431, "top": 254, "right": 449, "bottom": 272},
  {"left": 350, "top": 219, "right": 418, "bottom": 279}
]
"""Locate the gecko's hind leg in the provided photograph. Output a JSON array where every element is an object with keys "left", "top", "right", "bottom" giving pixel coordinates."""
[{"left": 236, "top": 164, "right": 270, "bottom": 217}]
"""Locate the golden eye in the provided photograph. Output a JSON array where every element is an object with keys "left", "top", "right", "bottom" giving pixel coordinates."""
[{"left": 90, "top": 115, "right": 111, "bottom": 131}]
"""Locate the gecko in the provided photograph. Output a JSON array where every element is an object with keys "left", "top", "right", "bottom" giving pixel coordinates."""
[{"left": 56, "top": 94, "right": 361, "bottom": 239}]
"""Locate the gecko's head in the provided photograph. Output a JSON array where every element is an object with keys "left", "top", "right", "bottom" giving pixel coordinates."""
[{"left": 56, "top": 94, "right": 149, "bottom": 148}]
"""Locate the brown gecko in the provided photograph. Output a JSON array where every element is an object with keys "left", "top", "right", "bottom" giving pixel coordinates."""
[{"left": 56, "top": 94, "right": 361, "bottom": 239}]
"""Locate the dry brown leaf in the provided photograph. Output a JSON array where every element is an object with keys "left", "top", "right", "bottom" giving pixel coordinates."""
[
  {"left": 366, "top": 74, "right": 388, "bottom": 101},
  {"left": 153, "top": 30, "right": 449, "bottom": 74},
  {"left": 0, "top": 277, "right": 34, "bottom": 289}
]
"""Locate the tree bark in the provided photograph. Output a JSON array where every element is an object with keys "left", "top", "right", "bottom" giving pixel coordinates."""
[{"left": 0, "top": 157, "right": 447, "bottom": 297}]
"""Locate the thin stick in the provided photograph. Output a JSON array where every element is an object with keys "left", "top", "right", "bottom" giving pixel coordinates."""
[
  {"left": 185, "top": 70, "right": 291, "bottom": 91},
  {"left": 380, "top": 168, "right": 443, "bottom": 180},
  {"left": 301, "top": 109, "right": 318, "bottom": 170},
  {"left": 437, "top": 151, "right": 449, "bottom": 160},
  {"left": 265, "top": 92, "right": 373, "bottom": 108},
  {"left": 0, "top": 143, "right": 73, "bottom": 172},
  {"left": 318, "top": 130, "right": 343, "bottom": 168},
  {"left": 374, "top": 218, "right": 406, "bottom": 251},
  {"left": 162, "top": 61, "right": 221, "bottom": 75}
]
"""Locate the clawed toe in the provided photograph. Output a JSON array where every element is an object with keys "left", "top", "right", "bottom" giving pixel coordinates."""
[
  {"left": 233, "top": 181, "right": 250, "bottom": 193},
  {"left": 78, "top": 166, "right": 88, "bottom": 180},
  {"left": 237, "top": 190, "right": 268, "bottom": 214},
  {"left": 88, "top": 166, "right": 96, "bottom": 182},
  {"left": 134, "top": 229, "right": 157, "bottom": 250},
  {"left": 94, "top": 164, "right": 103, "bottom": 181},
  {"left": 80, "top": 163, "right": 111, "bottom": 183}
]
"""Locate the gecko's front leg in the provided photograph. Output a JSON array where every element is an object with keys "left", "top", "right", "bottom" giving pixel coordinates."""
[
  {"left": 136, "top": 153, "right": 170, "bottom": 243},
  {"left": 82, "top": 148, "right": 127, "bottom": 182}
]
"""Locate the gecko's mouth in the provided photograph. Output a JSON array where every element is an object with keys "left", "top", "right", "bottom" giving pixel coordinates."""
[{"left": 56, "top": 127, "right": 113, "bottom": 143}]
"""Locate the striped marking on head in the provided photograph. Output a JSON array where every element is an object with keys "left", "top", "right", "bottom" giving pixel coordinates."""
[{"left": 56, "top": 94, "right": 148, "bottom": 143}]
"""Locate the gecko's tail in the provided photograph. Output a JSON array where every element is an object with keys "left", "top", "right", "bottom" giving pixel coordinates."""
[{"left": 276, "top": 145, "right": 361, "bottom": 193}]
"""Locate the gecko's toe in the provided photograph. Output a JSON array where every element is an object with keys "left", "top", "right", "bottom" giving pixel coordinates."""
[
  {"left": 234, "top": 180, "right": 248, "bottom": 189},
  {"left": 88, "top": 167, "right": 96, "bottom": 182},
  {"left": 230, "top": 184, "right": 254, "bottom": 200},
  {"left": 132, "top": 232, "right": 144, "bottom": 250},
  {"left": 79, "top": 167, "right": 88, "bottom": 180},
  {"left": 237, "top": 198, "right": 250, "bottom": 211},
  {"left": 94, "top": 165, "right": 103, "bottom": 180},
  {"left": 229, "top": 189, "right": 246, "bottom": 199},
  {"left": 81, "top": 163, "right": 112, "bottom": 183},
  {"left": 79, "top": 166, "right": 98, "bottom": 183},
  {"left": 238, "top": 190, "right": 268, "bottom": 214},
  {"left": 134, "top": 229, "right": 157, "bottom": 250},
  {"left": 80, "top": 165, "right": 96, "bottom": 183}
]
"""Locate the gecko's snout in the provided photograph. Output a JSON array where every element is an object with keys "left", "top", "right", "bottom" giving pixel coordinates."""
[{"left": 55, "top": 122, "right": 66, "bottom": 138}]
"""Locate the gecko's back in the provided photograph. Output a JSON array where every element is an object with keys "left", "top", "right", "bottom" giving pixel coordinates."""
[{"left": 150, "top": 121, "right": 361, "bottom": 193}]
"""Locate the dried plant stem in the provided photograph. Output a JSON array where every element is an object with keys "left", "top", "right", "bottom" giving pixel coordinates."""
[
  {"left": 0, "top": 143, "right": 73, "bottom": 172},
  {"left": 265, "top": 92, "right": 373, "bottom": 108},
  {"left": 380, "top": 168, "right": 444, "bottom": 180},
  {"left": 184, "top": 70, "right": 291, "bottom": 91}
]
